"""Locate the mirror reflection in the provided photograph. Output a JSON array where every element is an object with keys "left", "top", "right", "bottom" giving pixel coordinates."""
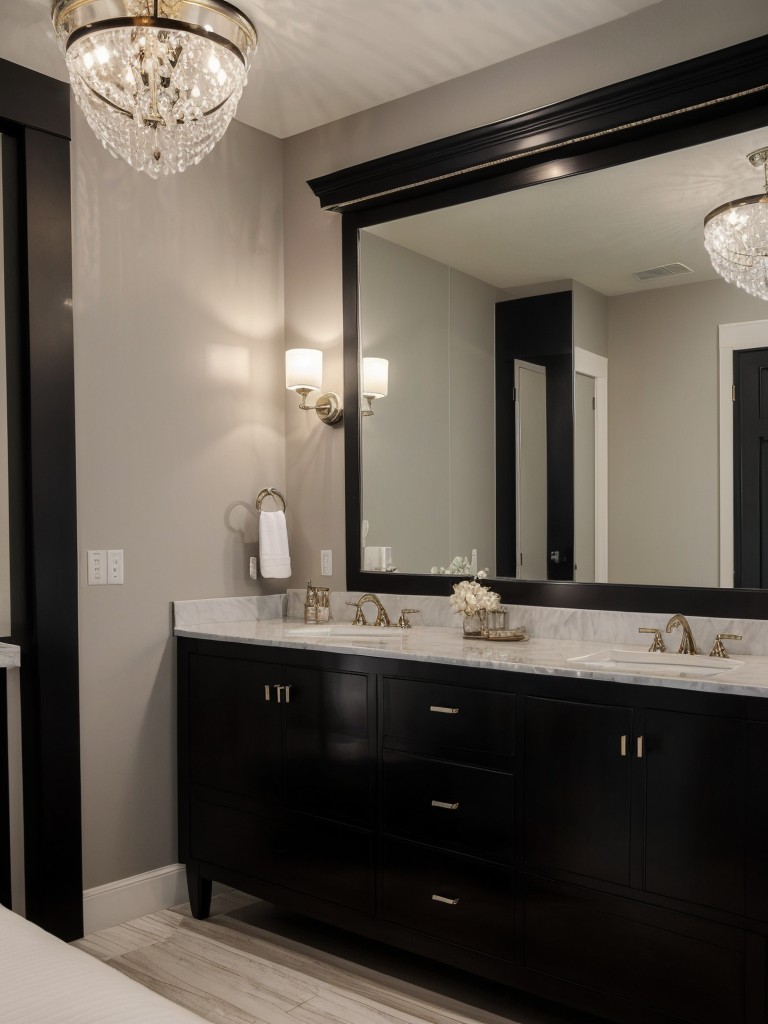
[{"left": 358, "top": 127, "right": 768, "bottom": 589}]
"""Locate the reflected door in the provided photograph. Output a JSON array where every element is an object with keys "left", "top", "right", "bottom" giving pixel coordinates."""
[
  {"left": 574, "top": 372, "right": 596, "bottom": 582},
  {"left": 734, "top": 346, "right": 768, "bottom": 587},
  {"left": 515, "top": 360, "right": 548, "bottom": 579}
]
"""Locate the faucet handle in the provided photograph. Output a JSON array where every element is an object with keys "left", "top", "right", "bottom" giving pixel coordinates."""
[
  {"left": 398, "top": 608, "right": 420, "bottom": 629},
  {"left": 345, "top": 600, "right": 368, "bottom": 626},
  {"left": 709, "top": 633, "right": 742, "bottom": 658},
  {"left": 639, "top": 627, "right": 667, "bottom": 653}
]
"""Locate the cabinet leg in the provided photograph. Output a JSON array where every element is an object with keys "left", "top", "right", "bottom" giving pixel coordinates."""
[{"left": 185, "top": 864, "right": 212, "bottom": 920}]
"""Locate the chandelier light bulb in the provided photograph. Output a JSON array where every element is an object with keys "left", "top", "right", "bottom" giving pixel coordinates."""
[
  {"left": 704, "top": 147, "right": 768, "bottom": 299},
  {"left": 51, "top": 0, "right": 258, "bottom": 178}
]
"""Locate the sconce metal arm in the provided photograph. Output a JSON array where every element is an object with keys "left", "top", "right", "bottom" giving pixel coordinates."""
[{"left": 295, "top": 387, "right": 343, "bottom": 425}]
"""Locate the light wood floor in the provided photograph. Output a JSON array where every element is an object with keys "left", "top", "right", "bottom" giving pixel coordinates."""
[{"left": 72, "top": 892, "right": 601, "bottom": 1024}]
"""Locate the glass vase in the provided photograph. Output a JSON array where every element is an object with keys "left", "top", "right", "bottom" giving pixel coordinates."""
[{"left": 462, "top": 612, "right": 485, "bottom": 637}]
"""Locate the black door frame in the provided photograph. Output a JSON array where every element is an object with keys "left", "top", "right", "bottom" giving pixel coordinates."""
[
  {"left": 733, "top": 347, "right": 768, "bottom": 590},
  {"left": 0, "top": 59, "right": 81, "bottom": 940}
]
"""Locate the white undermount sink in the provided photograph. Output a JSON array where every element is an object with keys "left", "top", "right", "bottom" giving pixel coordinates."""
[
  {"left": 567, "top": 649, "right": 743, "bottom": 675},
  {"left": 286, "top": 625, "right": 403, "bottom": 638}
]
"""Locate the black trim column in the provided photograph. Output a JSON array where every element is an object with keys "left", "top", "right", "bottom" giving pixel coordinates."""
[
  {"left": 0, "top": 60, "right": 82, "bottom": 940},
  {"left": 18, "top": 127, "right": 82, "bottom": 940}
]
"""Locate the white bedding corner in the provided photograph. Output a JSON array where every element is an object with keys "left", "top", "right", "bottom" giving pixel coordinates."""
[{"left": 0, "top": 903, "right": 206, "bottom": 1023}]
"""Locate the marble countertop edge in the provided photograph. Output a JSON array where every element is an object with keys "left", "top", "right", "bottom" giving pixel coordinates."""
[{"left": 173, "top": 620, "right": 768, "bottom": 698}]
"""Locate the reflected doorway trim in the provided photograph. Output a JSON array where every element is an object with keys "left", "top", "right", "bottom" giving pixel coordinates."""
[
  {"left": 575, "top": 348, "right": 608, "bottom": 583},
  {"left": 514, "top": 360, "right": 548, "bottom": 580},
  {"left": 719, "top": 319, "right": 768, "bottom": 587}
]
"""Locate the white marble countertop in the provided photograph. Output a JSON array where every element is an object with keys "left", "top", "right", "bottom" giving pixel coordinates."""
[
  {"left": 173, "top": 617, "right": 768, "bottom": 699},
  {"left": 0, "top": 642, "right": 20, "bottom": 669}
]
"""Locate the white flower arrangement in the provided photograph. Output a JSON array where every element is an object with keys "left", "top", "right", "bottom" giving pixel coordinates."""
[
  {"left": 430, "top": 555, "right": 473, "bottom": 575},
  {"left": 449, "top": 570, "right": 501, "bottom": 616}
]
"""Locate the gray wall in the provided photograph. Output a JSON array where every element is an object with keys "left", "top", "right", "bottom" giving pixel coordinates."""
[
  {"left": 573, "top": 281, "right": 609, "bottom": 359},
  {"left": 72, "top": 114, "right": 284, "bottom": 888},
  {"left": 283, "top": 0, "right": 768, "bottom": 592},
  {"left": 359, "top": 233, "right": 496, "bottom": 574},
  {"left": 607, "top": 278, "right": 768, "bottom": 586}
]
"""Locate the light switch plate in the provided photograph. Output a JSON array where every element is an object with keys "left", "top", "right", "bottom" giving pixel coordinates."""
[
  {"left": 87, "top": 550, "right": 107, "bottom": 585},
  {"left": 107, "top": 549, "right": 124, "bottom": 585},
  {"left": 321, "top": 549, "right": 332, "bottom": 576}
]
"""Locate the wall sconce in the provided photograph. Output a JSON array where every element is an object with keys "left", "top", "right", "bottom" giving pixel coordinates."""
[
  {"left": 362, "top": 358, "right": 389, "bottom": 416},
  {"left": 285, "top": 348, "right": 343, "bottom": 426}
]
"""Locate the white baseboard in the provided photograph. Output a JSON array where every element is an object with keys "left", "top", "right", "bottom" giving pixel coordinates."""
[{"left": 82, "top": 863, "right": 228, "bottom": 935}]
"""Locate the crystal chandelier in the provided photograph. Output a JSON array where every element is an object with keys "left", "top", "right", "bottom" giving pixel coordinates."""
[
  {"left": 52, "top": 0, "right": 258, "bottom": 178},
  {"left": 704, "top": 147, "right": 768, "bottom": 299}
]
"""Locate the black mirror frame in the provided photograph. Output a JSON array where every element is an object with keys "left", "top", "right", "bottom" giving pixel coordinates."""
[{"left": 309, "top": 33, "right": 768, "bottom": 617}]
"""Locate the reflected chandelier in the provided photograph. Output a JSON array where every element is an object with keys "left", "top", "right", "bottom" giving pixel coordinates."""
[
  {"left": 704, "top": 147, "right": 768, "bottom": 299},
  {"left": 52, "top": 0, "right": 258, "bottom": 178}
]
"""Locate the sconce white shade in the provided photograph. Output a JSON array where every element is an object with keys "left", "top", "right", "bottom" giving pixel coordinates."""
[
  {"left": 362, "top": 357, "right": 389, "bottom": 398},
  {"left": 286, "top": 348, "right": 322, "bottom": 392}
]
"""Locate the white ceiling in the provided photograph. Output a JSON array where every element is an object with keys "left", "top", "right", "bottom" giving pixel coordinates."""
[
  {"left": 366, "top": 127, "right": 768, "bottom": 296},
  {"left": 2, "top": 0, "right": 660, "bottom": 138}
]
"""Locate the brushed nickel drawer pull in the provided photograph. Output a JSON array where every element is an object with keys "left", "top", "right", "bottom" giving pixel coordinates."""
[
  {"left": 284, "top": 685, "right": 291, "bottom": 704},
  {"left": 637, "top": 735, "right": 644, "bottom": 758},
  {"left": 264, "top": 685, "right": 271, "bottom": 701},
  {"left": 431, "top": 894, "right": 460, "bottom": 905},
  {"left": 275, "top": 684, "right": 284, "bottom": 703},
  {"left": 431, "top": 800, "right": 460, "bottom": 810},
  {"left": 620, "top": 734, "right": 627, "bottom": 757},
  {"left": 430, "top": 705, "right": 459, "bottom": 714}
]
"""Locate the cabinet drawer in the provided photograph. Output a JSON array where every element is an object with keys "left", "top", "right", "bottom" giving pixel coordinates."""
[
  {"left": 383, "top": 678, "right": 515, "bottom": 768},
  {"left": 381, "top": 838, "right": 514, "bottom": 959},
  {"left": 190, "top": 800, "right": 375, "bottom": 914},
  {"left": 524, "top": 878, "right": 746, "bottom": 1024},
  {"left": 382, "top": 750, "right": 514, "bottom": 862}
]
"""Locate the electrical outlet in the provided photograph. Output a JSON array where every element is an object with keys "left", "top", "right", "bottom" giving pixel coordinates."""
[
  {"left": 321, "top": 549, "right": 332, "bottom": 576},
  {"left": 87, "top": 550, "right": 107, "bottom": 585},
  {"left": 107, "top": 549, "right": 124, "bottom": 584}
]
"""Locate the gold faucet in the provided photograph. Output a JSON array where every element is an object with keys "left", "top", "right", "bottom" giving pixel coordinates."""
[
  {"left": 346, "top": 593, "right": 392, "bottom": 627},
  {"left": 665, "top": 613, "right": 698, "bottom": 655}
]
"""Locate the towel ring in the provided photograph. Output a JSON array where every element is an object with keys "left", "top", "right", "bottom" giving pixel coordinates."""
[{"left": 255, "top": 487, "right": 286, "bottom": 512}]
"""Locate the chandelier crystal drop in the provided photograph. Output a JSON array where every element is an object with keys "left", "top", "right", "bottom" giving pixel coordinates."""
[
  {"left": 52, "top": 1, "right": 258, "bottom": 178},
  {"left": 704, "top": 148, "right": 768, "bottom": 300}
]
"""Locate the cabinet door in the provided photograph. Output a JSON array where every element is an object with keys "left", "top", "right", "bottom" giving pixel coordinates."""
[
  {"left": 187, "top": 653, "right": 282, "bottom": 803},
  {"left": 283, "top": 666, "right": 374, "bottom": 827},
  {"left": 524, "top": 696, "right": 633, "bottom": 885},
  {"left": 747, "top": 722, "right": 768, "bottom": 921},
  {"left": 645, "top": 709, "right": 746, "bottom": 914},
  {"left": 525, "top": 877, "right": 747, "bottom": 1024}
]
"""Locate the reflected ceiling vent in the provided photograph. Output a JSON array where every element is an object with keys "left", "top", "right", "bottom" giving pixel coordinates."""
[{"left": 633, "top": 263, "right": 694, "bottom": 282}]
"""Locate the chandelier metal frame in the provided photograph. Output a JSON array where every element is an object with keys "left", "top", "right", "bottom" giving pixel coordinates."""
[
  {"left": 51, "top": 0, "right": 258, "bottom": 177},
  {"left": 704, "top": 147, "right": 768, "bottom": 298}
]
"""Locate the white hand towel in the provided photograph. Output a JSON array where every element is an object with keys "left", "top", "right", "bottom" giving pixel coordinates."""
[{"left": 259, "top": 510, "right": 291, "bottom": 578}]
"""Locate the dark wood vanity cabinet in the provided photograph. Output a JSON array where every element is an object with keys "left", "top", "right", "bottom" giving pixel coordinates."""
[
  {"left": 178, "top": 638, "right": 768, "bottom": 1024},
  {"left": 524, "top": 696, "right": 634, "bottom": 886},
  {"left": 523, "top": 695, "right": 760, "bottom": 1024},
  {"left": 524, "top": 698, "right": 750, "bottom": 912},
  {"left": 379, "top": 675, "right": 517, "bottom": 960},
  {"left": 180, "top": 644, "right": 376, "bottom": 918}
]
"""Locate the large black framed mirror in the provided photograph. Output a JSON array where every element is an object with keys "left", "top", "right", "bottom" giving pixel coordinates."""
[{"left": 310, "top": 33, "right": 768, "bottom": 618}]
